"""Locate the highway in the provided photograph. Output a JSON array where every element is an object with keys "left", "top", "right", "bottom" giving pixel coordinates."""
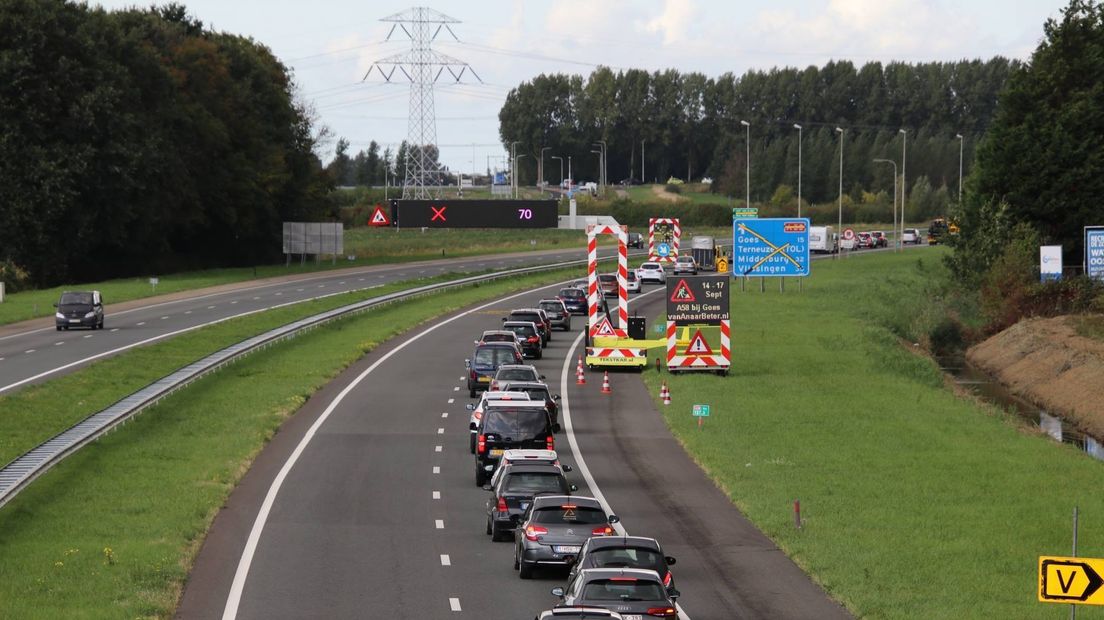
[
  {"left": 0, "top": 246, "right": 632, "bottom": 395},
  {"left": 177, "top": 278, "right": 852, "bottom": 619}
]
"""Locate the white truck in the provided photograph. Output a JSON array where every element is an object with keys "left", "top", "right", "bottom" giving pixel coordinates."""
[{"left": 809, "top": 226, "right": 838, "bottom": 254}]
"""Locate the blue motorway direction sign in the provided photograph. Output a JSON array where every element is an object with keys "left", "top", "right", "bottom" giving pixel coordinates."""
[
  {"left": 732, "top": 218, "right": 810, "bottom": 277},
  {"left": 1087, "top": 227, "right": 1104, "bottom": 281}
]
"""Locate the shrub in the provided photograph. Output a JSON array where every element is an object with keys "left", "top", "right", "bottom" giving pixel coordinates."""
[
  {"left": 0, "top": 259, "right": 32, "bottom": 293},
  {"left": 664, "top": 183, "right": 682, "bottom": 194}
]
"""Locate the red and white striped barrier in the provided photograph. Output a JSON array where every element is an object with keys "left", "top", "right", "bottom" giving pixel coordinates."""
[
  {"left": 587, "top": 224, "right": 629, "bottom": 338},
  {"left": 666, "top": 320, "right": 731, "bottom": 370}
]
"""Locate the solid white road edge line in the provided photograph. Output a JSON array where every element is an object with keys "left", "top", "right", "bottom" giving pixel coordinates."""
[
  {"left": 220, "top": 277, "right": 575, "bottom": 619},
  {"left": 559, "top": 285, "right": 692, "bottom": 620}
]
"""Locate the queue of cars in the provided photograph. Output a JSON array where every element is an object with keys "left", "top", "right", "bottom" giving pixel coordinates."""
[{"left": 461, "top": 286, "right": 683, "bottom": 619}]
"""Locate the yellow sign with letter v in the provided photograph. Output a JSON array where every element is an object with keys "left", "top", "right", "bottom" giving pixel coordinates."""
[{"left": 1039, "top": 556, "right": 1104, "bottom": 605}]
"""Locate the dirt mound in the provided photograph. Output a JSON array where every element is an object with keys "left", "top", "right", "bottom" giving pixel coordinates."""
[
  {"left": 967, "top": 316, "right": 1104, "bottom": 439},
  {"left": 651, "top": 184, "right": 687, "bottom": 203}
]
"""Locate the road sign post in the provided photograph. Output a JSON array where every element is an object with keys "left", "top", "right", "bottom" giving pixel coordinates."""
[
  {"left": 732, "top": 218, "right": 810, "bottom": 278},
  {"left": 692, "top": 403, "right": 711, "bottom": 430}
]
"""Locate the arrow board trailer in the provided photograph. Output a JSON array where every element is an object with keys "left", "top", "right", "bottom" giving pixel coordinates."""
[
  {"left": 665, "top": 275, "right": 731, "bottom": 375},
  {"left": 733, "top": 218, "right": 811, "bottom": 277},
  {"left": 648, "top": 218, "right": 680, "bottom": 262},
  {"left": 585, "top": 224, "right": 649, "bottom": 370}
]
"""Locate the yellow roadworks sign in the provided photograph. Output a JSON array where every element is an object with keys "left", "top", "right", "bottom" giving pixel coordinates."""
[{"left": 1038, "top": 556, "right": 1104, "bottom": 605}]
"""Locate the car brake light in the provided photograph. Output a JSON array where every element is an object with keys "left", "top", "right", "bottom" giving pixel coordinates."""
[
  {"left": 591, "top": 525, "right": 614, "bottom": 536},
  {"left": 528, "top": 336, "right": 540, "bottom": 342},
  {"left": 470, "top": 369, "right": 477, "bottom": 380},
  {"left": 546, "top": 435, "right": 554, "bottom": 450},
  {"left": 663, "top": 572, "right": 672, "bottom": 587},
  {"left": 496, "top": 496, "right": 508, "bottom": 512},
  {"left": 474, "top": 411, "right": 482, "bottom": 420},
  {"left": 524, "top": 525, "right": 548, "bottom": 541},
  {"left": 477, "top": 434, "right": 486, "bottom": 454},
  {"left": 645, "top": 607, "right": 677, "bottom": 617},
  {"left": 610, "top": 577, "right": 637, "bottom": 582}
]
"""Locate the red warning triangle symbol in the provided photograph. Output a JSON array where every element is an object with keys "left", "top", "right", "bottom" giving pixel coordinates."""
[
  {"left": 686, "top": 329, "right": 713, "bottom": 355},
  {"left": 369, "top": 205, "right": 391, "bottom": 226},
  {"left": 670, "top": 279, "right": 696, "bottom": 302},
  {"left": 593, "top": 317, "right": 616, "bottom": 336}
]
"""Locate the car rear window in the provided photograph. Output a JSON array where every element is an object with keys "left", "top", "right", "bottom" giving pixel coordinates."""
[
  {"left": 532, "top": 505, "right": 606, "bottom": 525},
  {"left": 511, "top": 312, "right": 542, "bottom": 323},
  {"left": 641, "top": 264, "right": 658, "bottom": 270},
  {"left": 475, "top": 347, "right": 519, "bottom": 366},
  {"left": 559, "top": 288, "right": 585, "bottom": 299},
  {"left": 582, "top": 579, "right": 665, "bottom": 602},
  {"left": 503, "top": 472, "right": 567, "bottom": 494},
  {"left": 482, "top": 408, "right": 549, "bottom": 436},
  {"left": 497, "top": 368, "right": 536, "bottom": 381},
  {"left": 587, "top": 547, "right": 665, "bottom": 573},
  {"left": 540, "top": 301, "right": 563, "bottom": 313},
  {"left": 516, "top": 387, "right": 550, "bottom": 402},
  {"left": 505, "top": 324, "right": 536, "bottom": 337}
]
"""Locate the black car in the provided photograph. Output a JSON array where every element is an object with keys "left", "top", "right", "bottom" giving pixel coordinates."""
[
  {"left": 558, "top": 287, "right": 588, "bottom": 315},
  {"left": 485, "top": 464, "right": 573, "bottom": 541},
  {"left": 627, "top": 232, "right": 644, "bottom": 249},
  {"left": 499, "top": 381, "right": 560, "bottom": 430},
  {"left": 466, "top": 342, "right": 524, "bottom": 397},
  {"left": 552, "top": 568, "right": 679, "bottom": 618},
  {"left": 515, "top": 495, "right": 618, "bottom": 579},
  {"left": 503, "top": 321, "right": 544, "bottom": 359},
  {"left": 567, "top": 536, "right": 677, "bottom": 594},
  {"left": 476, "top": 402, "right": 557, "bottom": 485},
  {"left": 54, "top": 290, "right": 104, "bottom": 330},
  {"left": 506, "top": 309, "right": 552, "bottom": 344}
]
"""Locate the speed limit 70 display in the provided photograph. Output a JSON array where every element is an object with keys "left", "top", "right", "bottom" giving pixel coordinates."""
[{"left": 391, "top": 200, "right": 558, "bottom": 228}]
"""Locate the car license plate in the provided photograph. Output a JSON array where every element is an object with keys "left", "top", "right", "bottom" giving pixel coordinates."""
[
  {"left": 490, "top": 449, "right": 504, "bottom": 457},
  {"left": 478, "top": 376, "right": 490, "bottom": 382},
  {"left": 553, "top": 545, "right": 580, "bottom": 554},
  {"left": 69, "top": 319, "right": 81, "bottom": 323},
  {"left": 624, "top": 615, "right": 643, "bottom": 620}
]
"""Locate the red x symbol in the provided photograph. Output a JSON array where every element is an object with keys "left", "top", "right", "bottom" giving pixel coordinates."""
[{"left": 430, "top": 205, "right": 447, "bottom": 222}]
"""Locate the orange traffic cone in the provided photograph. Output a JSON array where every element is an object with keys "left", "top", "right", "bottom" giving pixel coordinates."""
[
  {"left": 576, "top": 367, "right": 586, "bottom": 385},
  {"left": 600, "top": 371, "right": 612, "bottom": 394},
  {"left": 662, "top": 382, "right": 672, "bottom": 406}
]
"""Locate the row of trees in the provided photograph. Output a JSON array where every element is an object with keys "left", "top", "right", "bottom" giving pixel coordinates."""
[
  {"left": 0, "top": 1, "right": 330, "bottom": 287},
  {"left": 327, "top": 139, "right": 458, "bottom": 188},
  {"left": 498, "top": 59, "right": 1016, "bottom": 207}
]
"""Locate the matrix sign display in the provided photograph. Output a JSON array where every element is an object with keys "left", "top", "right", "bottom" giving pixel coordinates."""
[
  {"left": 392, "top": 200, "right": 558, "bottom": 228},
  {"left": 666, "top": 275, "right": 729, "bottom": 325}
]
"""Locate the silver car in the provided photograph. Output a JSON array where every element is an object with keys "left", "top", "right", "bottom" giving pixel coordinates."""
[
  {"left": 514, "top": 495, "right": 619, "bottom": 579},
  {"left": 551, "top": 568, "right": 680, "bottom": 619}
]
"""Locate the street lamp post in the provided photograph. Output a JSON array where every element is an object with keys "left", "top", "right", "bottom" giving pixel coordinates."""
[
  {"left": 568, "top": 156, "right": 572, "bottom": 187},
  {"left": 836, "top": 127, "right": 844, "bottom": 258},
  {"left": 874, "top": 158, "right": 898, "bottom": 251},
  {"left": 551, "top": 155, "right": 563, "bottom": 187},
  {"left": 740, "top": 120, "right": 751, "bottom": 210},
  {"left": 641, "top": 139, "right": 645, "bottom": 184},
  {"left": 794, "top": 124, "right": 802, "bottom": 217},
  {"left": 956, "top": 133, "right": 964, "bottom": 204},
  {"left": 593, "top": 141, "right": 607, "bottom": 191},
  {"left": 540, "top": 146, "right": 551, "bottom": 189},
  {"left": 591, "top": 149, "right": 602, "bottom": 190},
  {"left": 510, "top": 141, "right": 521, "bottom": 198},
  {"left": 899, "top": 129, "right": 907, "bottom": 245},
  {"left": 515, "top": 154, "right": 527, "bottom": 199}
]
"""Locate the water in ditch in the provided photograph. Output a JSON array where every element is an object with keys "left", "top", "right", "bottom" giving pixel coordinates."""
[{"left": 939, "top": 357, "right": 1104, "bottom": 462}]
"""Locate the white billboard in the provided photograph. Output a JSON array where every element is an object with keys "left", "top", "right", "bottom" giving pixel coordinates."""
[{"left": 1040, "top": 245, "right": 1062, "bottom": 282}]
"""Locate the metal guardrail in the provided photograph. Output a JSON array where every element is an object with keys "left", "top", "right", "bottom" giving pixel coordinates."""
[{"left": 0, "top": 257, "right": 599, "bottom": 510}]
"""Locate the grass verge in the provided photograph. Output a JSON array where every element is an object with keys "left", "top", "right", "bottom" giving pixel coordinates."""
[
  {"left": 0, "top": 227, "right": 596, "bottom": 326},
  {"left": 643, "top": 250, "right": 1104, "bottom": 618},
  {"left": 0, "top": 264, "right": 588, "bottom": 618}
]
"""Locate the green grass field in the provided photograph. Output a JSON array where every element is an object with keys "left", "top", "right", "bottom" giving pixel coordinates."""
[
  {"left": 0, "top": 227, "right": 594, "bottom": 327},
  {"left": 644, "top": 250, "right": 1104, "bottom": 618},
  {"left": 0, "top": 264, "right": 590, "bottom": 618}
]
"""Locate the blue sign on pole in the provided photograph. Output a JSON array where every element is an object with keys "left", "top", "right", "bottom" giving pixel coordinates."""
[
  {"left": 732, "top": 218, "right": 811, "bottom": 277},
  {"left": 1086, "top": 227, "right": 1104, "bottom": 281}
]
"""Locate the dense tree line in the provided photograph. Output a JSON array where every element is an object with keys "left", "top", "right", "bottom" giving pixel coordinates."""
[
  {"left": 498, "top": 59, "right": 1016, "bottom": 213},
  {"left": 0, "top": 1, "right": 329, "bottom": 288},
  {"left": 327, "top": 138, "right": 455, "bottom": 187}
]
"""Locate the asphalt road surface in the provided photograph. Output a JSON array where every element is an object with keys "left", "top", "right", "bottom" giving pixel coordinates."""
[
  {"left": 177, "top": 276, "right": 853, "bottom": 619},
  {"left": 0, "top": 246, "right": 637, "bottom": 396}
]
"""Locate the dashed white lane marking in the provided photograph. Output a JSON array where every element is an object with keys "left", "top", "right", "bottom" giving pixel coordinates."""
[
  {"left": 358, "top": 278, "right": 364, "bottom": 281},
  {"left": 440, "top": 554, "right": 450, "bottom": 566},
  {"left": 432, "top": 491, "right": 441, "bottom": 500},
  {"left": 419, "top": 270, "right": 426, "bottom": 274},
  {"left": 207, "top": 305, "right": 215, "bottom": 309},
  {"left": 110, "top": 328, "right": 119, "bottom": 332},
  {"left": 433, "top": 466, "right": 441, "bottom": 474},
  {"left": 230, "top": 300, "right": 238, "bottom": 304},
  {"left": 447, "top": 398, "right": 454, "bottom": 404},
  {"left": 161, "top": 316, "right": 169, "bottom": 320},
  {"left": 435, "top": 445, "right": 442, "bottom": 452},
  {"left": 297, "top": 288, "right": 304, "bottom": 292},
  {"left": 458, "top": 376, "right": 464, "bottom": 381},
  {"left": 55, "top": 342, "right": 64, "bottom": 346},
  {"left": 136, "top": 322, "right": 146, "bottom": 326},
  {"left": 275, "top": 292, "right": 283, "bottom": 296},
  {"left": 435, "top": 519, "right": 445, "bottom": 529},
  {"left": 185, "top": 310, "right": 193, "bottom": 315},
  {"left": 449, "top": 598, "right": 461, "bottom": 611},
  {"left": 339, "top": 281, "right": 346, "bottom": 284},
  {"left": 437, "top": 428, "right": 444, "bottom": 434},
  {"left": 317, "top": 284, "right": 325, "bottom": 288},
  {"left": 24, "top": 350, "right": 35, "bottom": 354},
  {"left": 441, "top": 412, "right": 448, "bottom": 418},
  {"left": 253, "top": 297, "right": 260, "bottom": 300},
  {"left": 83, "top": 334, "right": 93, "bottom": 339},
  {"left": 453, "top": 386, "right": 459, "bottom": 392}
]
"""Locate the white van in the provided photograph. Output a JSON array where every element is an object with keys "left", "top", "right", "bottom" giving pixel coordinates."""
[{"left": 809, "top": 226, "right": 838, "bottom": 254}]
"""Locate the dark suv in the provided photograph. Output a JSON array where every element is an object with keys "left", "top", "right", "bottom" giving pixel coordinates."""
[
  {"left": 627, "top": 232, "right": 644, "bottom": 248},
  {"left": 54, "top": 290, "right": 104, "bottom": 330},
  {"left": 502, "top": 321, "right": 543, "bottom": 359},
  {"left": 506, "top": 309, "right": 552, "bottom": 344},
  {"left": 475, "top": 402, "right": 557, "bottom": 485},
  {"left": 467, "top": 343, "right": 524, "bottom": 397},
  {"left": 538, "top": 298, "right": 572, "bottom": 331}
]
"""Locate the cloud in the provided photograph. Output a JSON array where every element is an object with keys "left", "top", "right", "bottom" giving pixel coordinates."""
[{"left": 640, "top": 0, "right": 698, "bottom": 45}]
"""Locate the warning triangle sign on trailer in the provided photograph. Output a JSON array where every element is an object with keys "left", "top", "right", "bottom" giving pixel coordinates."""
[
  {"left": 685, "top": 329, "right": 713, "bottom": 355},
  {"left": 368, "top": 205, "right": 391, "bottom": 226},
  {"left": 593, "top": 316, "right": 616, "bottom": 337},
  {"left": 670, "top": 279, "right": 696, "bottom": 302}
]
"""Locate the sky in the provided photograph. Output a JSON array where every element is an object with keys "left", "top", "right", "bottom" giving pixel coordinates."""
[{"left": 91, "top": 0, "right": 1065, "bottom": 173}]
